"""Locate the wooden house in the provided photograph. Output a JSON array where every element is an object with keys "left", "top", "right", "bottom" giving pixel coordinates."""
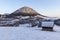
[{"left": 39, "top": 20, "right": 54, "bottom": 31}]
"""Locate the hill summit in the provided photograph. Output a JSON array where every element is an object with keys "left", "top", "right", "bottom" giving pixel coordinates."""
[{"left": 11, "top": 6, "right": 40, "bottom": 16}]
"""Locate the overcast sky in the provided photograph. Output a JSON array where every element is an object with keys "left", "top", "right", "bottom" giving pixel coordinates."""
[{"left": 0, "top": 0, "right": 60, "bottom": 17}]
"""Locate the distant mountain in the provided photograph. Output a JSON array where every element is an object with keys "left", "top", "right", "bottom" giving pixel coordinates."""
[{"left": 10, "top": 6, "right": 47, "bottom": 17}]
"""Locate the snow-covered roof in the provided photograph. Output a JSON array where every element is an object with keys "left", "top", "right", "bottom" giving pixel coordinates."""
[{"left": 41, "top": 21, "right": 54, "bottom": 27}]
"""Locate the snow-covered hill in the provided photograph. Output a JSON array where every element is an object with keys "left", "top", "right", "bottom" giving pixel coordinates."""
[{"left": 0, "top": 24, "right": 60, "bottom": 40}]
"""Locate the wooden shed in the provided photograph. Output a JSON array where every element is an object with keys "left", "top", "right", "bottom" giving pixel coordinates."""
[{"left": 39, "top": 20, "right": 54, "bottom": 31}]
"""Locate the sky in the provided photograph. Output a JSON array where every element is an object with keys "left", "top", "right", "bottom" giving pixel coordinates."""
[{"left": 0, "top": 0, "right": 60, "bottom": 17}]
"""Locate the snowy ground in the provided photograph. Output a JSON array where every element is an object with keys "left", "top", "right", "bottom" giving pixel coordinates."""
[{"left": 0, "top": 24, "right": 60, "bottom": 40}]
